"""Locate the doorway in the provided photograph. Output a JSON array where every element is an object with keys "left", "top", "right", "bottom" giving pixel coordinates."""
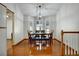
[
  {"left": 6, "top": 9, "right": 14, "bottom": 40},
  {"left": 6, "top": 9, "right": 14, "bottom": 55}
]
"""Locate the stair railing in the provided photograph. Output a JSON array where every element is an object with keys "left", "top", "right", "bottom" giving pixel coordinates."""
[{"left": 61, "top": 30, "right": 79, "bottom": 56}]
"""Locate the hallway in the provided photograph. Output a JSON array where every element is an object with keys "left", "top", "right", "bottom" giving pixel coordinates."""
[{"left": 0, "top": 3, "right": 79, "bottom": 56}]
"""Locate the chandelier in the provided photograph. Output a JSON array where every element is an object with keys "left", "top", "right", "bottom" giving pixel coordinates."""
[{"left": 35, "top": 4, "right": 45, "bottom": 20}]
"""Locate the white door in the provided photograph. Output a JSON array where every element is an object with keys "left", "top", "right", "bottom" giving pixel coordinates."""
[{"left": 0, "top": 4, "right": 7, "bottom": 56}]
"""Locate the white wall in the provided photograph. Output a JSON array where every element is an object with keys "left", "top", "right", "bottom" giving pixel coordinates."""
[
  {"left": 0, "top": 4, "right": 7, "bottom": 55},
  {"left": 24, "top": 16, "right": 34, "bottom": 38},
  {"left": 3, "top": 3, "right": 24, "bottom": 44},
  {"left": 44, "top": 16, "right": 56, "bottom": 37},
  {"left": 14, "top": 4, "right": 24, "bottom": 44},
  {"left": 56, "top": 4, "right": 79, "bottom": 53}
]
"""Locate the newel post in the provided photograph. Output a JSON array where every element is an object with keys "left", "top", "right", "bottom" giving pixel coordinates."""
[{"left": 61, "top": 30, "right": 64, "bottom": 56}]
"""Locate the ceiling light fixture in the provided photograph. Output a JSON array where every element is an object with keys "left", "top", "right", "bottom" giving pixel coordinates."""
[{"left": 35, "top": 4, "right": 44, "bottom": 20}]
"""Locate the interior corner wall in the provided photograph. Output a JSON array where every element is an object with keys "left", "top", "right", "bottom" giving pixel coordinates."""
[
  {"left": 3, "top": 3, "right": 24, "bottom": 44},
  {"left": 56, "top": 4, "right": 79, "bottom": 53}
]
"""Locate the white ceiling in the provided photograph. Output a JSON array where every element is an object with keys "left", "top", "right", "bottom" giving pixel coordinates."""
[{"left": 17, "top": 3, "right": 62, "bottom": 17}]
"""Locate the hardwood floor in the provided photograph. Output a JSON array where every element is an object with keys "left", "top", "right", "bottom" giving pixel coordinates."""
[
  {"left": 7, "top": 39, "right": 64, "bottom": 56},
  {"left": 7, "top": 39, "right": 13, "bottom": 56},
  {"left": 30, "top": 45, "right": 52, "bottom": 56}
]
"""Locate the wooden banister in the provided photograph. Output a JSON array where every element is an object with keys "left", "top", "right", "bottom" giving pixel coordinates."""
[
  {"left": 62, "top": 31, "right": 79, "bottom": 34},
  {"left": 61, "top": 30, "right": 64, "bottom": 56},
  {"left": 13, "top": 38, "right": 28, "bottom": 46},
  {"left": 61, "top": 30, "right": 79, "bottom": 56}
]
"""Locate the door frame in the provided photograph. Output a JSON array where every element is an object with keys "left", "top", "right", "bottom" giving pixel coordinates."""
[{"left": 0, "top": 3, "right": 15, "bottom": 42}]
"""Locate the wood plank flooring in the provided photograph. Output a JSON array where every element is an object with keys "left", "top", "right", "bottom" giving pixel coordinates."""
[{"left": 7, "top": 39, "right": 63, "bottom": 56}]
